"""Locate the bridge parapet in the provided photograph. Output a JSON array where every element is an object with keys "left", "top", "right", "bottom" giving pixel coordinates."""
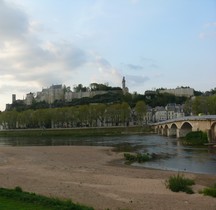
[
  {"left": 152, "top": 115, "right": 216, "bottom": 126},
  {"left": 151, "top": 115, "right": 216, "bottom": 141}
]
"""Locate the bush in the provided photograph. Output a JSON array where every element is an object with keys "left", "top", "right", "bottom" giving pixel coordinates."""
[
  {"left": 183, "top": 131, "right": 208, "bottom": 145},
  {"left": 165, "top": 174, "right": 195, "bottom": 194},
  {"left": 200, "top": 183, "right": 216, "bottom": 198},
  {"left": 124, "top": 153, "right": 150, "bottom": 163},
  {"left": 14, "top": 186, "right": 23, "bottom": 192}
]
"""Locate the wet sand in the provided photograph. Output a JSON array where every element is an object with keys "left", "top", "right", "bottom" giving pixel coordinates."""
[{"left": 0, "top": 146, "right": 215, "bottom": 210}]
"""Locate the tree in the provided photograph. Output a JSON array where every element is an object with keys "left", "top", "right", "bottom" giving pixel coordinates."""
[
  {"left": 135, "top": 101, "right": 147, "bottom": 125},
  {"left": 191, "top": 96, "right": 207, "bottom": 115},
  {"left": 207, "top": 95, "right": 216, "bottom": 114},
  {"left": 183, "top": 99, "right": 193, "bottom": 116},
  {"left": 120, "top": 102, "right": 131, "bottom": 126},
  {"left": 77, "top": 105, "right": 89, "bottom": 126},
  {"left": 73, "top": 84, "right": 88, "bottom": 92},
  {"left": 95, "top": 104, "right": 106, "bottom": 126}
]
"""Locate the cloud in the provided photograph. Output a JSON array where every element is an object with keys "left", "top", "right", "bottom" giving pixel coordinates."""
[
  {"left": 95, "top": 56, "right": 112, "bottom": 69},
  {"left": 89, "top": 55, "right": 122, "bottom": 86},
  {"left": 122, "top": 58, "right": 159, "bottom": 72},
  {"left": 126, "top": 64, "right": 143, "bottom": 70},
  {"left": 129, "top": 0, "right": 140, "bottom": 4},
  {"left": 0, "top": 0, "right": 123, "bottom": 110},
  {"left": 199, "top": 32, "right": 216, "bottom": 39},
  {"left": 140, "top": 57, "right": 159, "bottom": 69},
  {"left": 126, "top": 74, "right": 149, "bottom": 87},
  {"left": 199, "top": 21, "right": 216, "bottom": 39},
  {"left": 0, "top": 0, "right": 29, "bottom": 40},
  {"left": 205, "top": 22, "right": 216, "bottom": 27}
]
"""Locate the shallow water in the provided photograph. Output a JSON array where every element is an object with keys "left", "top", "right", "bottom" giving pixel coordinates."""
[{"left": 0, "top": 134, "right": 215, "bottom": 174}]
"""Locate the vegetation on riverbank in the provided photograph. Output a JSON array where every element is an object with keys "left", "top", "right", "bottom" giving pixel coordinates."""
[
  {"left": 123, "top": 152, "right": 170, "bottom": 164},
  {"left": 0, "top": 126, "right": 153, "bottom": 138},
  {"left": 181, "top": 131, "right": 208, "bottom": 146},
  {"left": 124, "top": 153, "right": 151, "bottom": 163},
  {"left": 0, "top": 186, "right": 94, "bottom": 210},
  {"left": 200, "top": 183, "right": 216, "bottom": 198},
  {"left": 165, "top": 174, "right": 195, "bottom": 194}
]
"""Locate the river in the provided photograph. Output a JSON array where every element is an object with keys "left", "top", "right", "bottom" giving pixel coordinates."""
[{"left": 0, "top": 134, "right": 215, "bottom": 174}]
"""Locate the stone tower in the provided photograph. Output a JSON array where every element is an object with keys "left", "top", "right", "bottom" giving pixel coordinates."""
[
  {"left": 122, "top": 76, "right": 126, "bottom": 90},
  {"left": 12, "top": 94, "right": 16, "bottom": 103},
  {"left": 122, "top": 76, "right": 129, "bottom": 94}
]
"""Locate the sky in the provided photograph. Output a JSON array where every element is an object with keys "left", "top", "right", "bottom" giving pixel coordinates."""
[{"left": 0, "top": 0, "right": 216, "bottom": 111}]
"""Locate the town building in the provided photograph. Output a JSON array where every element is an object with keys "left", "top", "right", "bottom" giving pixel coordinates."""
[{"left": 159, "top": 87, "right": 194, "bottom": 98}]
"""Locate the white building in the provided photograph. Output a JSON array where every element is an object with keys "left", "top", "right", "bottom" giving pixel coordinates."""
[
  {"left": 35, "top": 84, "right": 64, "bottom": 104},
  {"left": 159, "top": 87, "right": 194, "bottom": 98}
]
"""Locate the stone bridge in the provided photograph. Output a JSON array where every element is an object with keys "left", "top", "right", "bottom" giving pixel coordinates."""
[{"left": 152, "top": 115, "right": 216, "bottom": 142}]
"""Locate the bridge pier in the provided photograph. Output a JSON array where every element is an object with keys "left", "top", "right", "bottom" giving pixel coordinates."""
[
  {"left": 167, "top": 128, "right": 177, "bottom": 137},
  {"left": 177, "top": 128, "right": 191, "bottom": 138}
]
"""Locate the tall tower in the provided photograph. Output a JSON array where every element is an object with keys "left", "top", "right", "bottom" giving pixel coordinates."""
[
  {"left": 122, "top": 76, "right": 126, "bottom": 90},
  {"left": 122, "top": 76, "right": 128, "bottom": 94},
  {"left": 12, "top": 94, "right": 16, "bottom": 103}
]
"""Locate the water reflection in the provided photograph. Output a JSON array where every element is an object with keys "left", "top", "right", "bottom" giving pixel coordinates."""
[{"left": 0, "top": 135, "right": 215, "bottom": 174}]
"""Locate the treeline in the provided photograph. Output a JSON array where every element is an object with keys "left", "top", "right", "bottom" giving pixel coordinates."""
[
  {"left": 0, "top": 101, "right": 147, "bottom": 129},
  {"left": 184, "top": 95, "right": 216, "bottom": 115},
  {"left": 73, "top": 83, "right": 122, "bottom": 92}
]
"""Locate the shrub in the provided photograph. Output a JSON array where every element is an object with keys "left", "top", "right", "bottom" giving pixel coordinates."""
[
  {"left": 136, "top": 153, "right": 150, "bottom": 163},
  {"left": 165, "top": 174, "right": 195, "bottom": 194},
  {"left": 183, "top": 131, "right": 208, "bottom": 145},
  {"left": 200, "top": 183, "right": 216, "bottom": 198},
  {"left": 124, "top": 153, "right": 151, "bottom": 163},
  {"left": 14, "top": 186, "right": 23, "bottom": 192},
  {"left": 124, "top": 153, "right": 137, "bottom": 163}
]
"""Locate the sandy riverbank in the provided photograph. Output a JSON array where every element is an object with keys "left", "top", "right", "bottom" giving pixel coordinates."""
[{"left": 0, "top": 146, "right": 215, "bottom": 210}]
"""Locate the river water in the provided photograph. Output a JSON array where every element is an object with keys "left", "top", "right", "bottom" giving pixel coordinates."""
[{"left": 0, "top": 134, "right": 215, "bottom": 175}]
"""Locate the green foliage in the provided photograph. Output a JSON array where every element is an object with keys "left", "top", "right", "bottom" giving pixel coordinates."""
[
  {"left": 200, "top": 183, "right": 216, "bottom": 198},
  {"left": 15, "top": 186, "right": 23, "bottom": 192},
  {"left": 89, "top": 83, "right": 121, "bottom": 91},
  {"left": 0, "top": 187, "right": 94, "bottom": 210},
  {"left": 135, "top": 101, "right": 147, "bottom": 125},
  {"left": 0, "top": 197, "right": 54, "bottom": 210},
  {"left": 182, "top": 131, "right": 208, "bottom": 145},
  {"left": 190, "top": 95, "right": 216, "bottom": 115},
  {"left": 165, "top": 174, "right": 195, "bottom": 194},
  {"left": 124, "top": 153, "right": 151, "bottom": 163}
]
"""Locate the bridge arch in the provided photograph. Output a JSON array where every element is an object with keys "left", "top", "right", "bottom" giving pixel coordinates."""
[
  {"left": 167, "top": 123, "right": 178, "bottom": 137},
  {"left": 210, "top": 122, "right": 216, "bottom": 142},
  {"left": 177, "top": 122, "right": 192, "bottom": 138},
  {"left": 158, "top": 125, "right": 163, "bottom": 135},
  {"left": 155, "top": 126, "right": 159, "bottom": 134},
  {"left": 163, "top": 125, "right": 168, "bottom": 136}
]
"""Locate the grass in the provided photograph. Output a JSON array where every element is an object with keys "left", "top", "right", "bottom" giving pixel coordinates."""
[
  {"left": 200, "top": 183, "right": 216, "bottom": 198},
  {"left": 0, "top": 187, "right": 94, "bottom": 210},
  {"left": 0, "top": 197, "right": 54, "bottom": 210},
  {"left": 165, "top": 174, "right": 195, "bottom": 194}
]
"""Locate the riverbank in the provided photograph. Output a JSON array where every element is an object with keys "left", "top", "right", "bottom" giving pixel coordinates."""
[
  {"left": 0, "top": 126, "right": 152, "bottom": 137},
  {"left": 0, "top": 146, "right": 215, "bottom": 210}
]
